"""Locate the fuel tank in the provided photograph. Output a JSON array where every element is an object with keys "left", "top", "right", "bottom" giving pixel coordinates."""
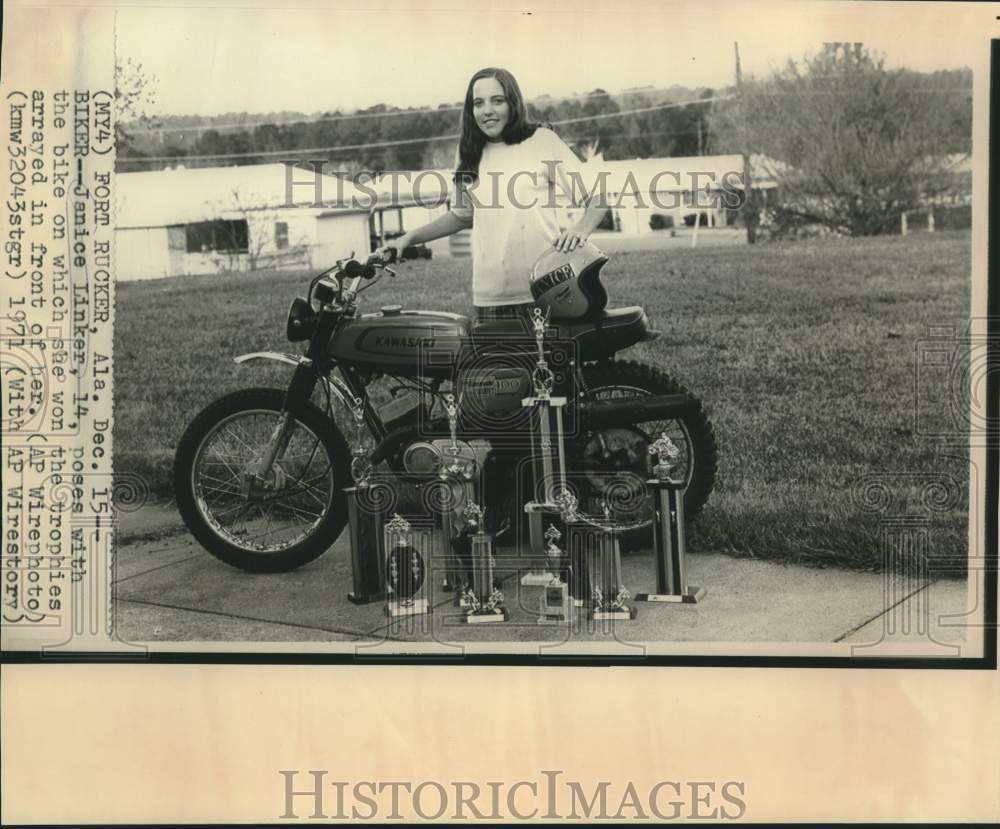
[{"left": 327, "top": 308, "right": 469, "bottom": 376}]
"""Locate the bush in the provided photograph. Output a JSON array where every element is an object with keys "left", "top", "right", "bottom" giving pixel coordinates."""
[
  {"left": 934, "top": 204, "right": 972, "bottom": 231},
  {"left": 649, "top": 213, "right": 674, "bottom": 231}
]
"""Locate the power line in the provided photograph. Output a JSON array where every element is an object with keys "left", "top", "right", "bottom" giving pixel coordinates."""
[
  {"left": 118, "top": 95, "right": 730, "bottom": 165},
  {"left": 128, "top": 86, "right": 716, "bottom": 136}
]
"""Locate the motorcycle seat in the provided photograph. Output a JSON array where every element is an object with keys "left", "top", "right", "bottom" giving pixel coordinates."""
[{"left": 555, "top": 306, "right": 658, "bottom": 360}]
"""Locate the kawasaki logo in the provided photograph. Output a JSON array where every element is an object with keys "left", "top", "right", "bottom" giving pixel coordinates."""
[{"left": 374, "top": 335, "right": 436, "bottom": 348}]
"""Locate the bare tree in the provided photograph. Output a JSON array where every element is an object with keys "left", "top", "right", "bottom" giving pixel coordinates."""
[
  {"left": 712, "top": 43, "right": 970, "bottom": 236},
  {"left": 204, "top": 187, "right": 313, "bottom": 273},
  {"left": 115, "top": 57, "right": 160, "bottom": 159}
]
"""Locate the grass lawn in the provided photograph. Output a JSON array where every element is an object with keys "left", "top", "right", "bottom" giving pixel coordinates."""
[{"left": 114, "top": 231, "right": 972, "bottom": 573}]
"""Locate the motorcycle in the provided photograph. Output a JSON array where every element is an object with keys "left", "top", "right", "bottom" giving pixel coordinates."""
[{"left": 173, "top": 250, "right": 717, "bottom": 573}]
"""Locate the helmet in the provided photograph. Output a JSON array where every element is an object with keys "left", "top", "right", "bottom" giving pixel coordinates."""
[{"left": 530, "top": 240, "right": 610, "bottom": 320}]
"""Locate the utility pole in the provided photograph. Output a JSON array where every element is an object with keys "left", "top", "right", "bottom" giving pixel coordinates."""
[{"left": 734, "top": 41, "right": 757, "bottom": 244}]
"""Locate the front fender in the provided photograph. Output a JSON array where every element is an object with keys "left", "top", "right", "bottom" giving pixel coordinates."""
[
  {"left": 234, "top": 351, "right": 307, "bottom": 369},
  {"left": 234, "top": 352, "right": 354, "bottom": 409}
]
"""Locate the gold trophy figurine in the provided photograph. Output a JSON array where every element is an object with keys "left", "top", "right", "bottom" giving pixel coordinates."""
[
  {"left": 530, "top": 306, "right": 555, "bottom": 400},
  {"left": 349, "top": 393, "right": 373, "bottom": 485},
  {"left": 441, "top": 393, "right": 468, "bottom": 478},
  {"left": 635, "top": 432, "right": 707, "bottom": 605},
  {"left": 650, "top": 433, "right": 682, "bottom": 483}
]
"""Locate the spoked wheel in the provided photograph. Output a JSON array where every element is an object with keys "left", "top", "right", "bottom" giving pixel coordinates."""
[
  {"left": 569, "top": 361, "right": 717, "bottom": 552},
  {"left": 174, "top": 388, "right": 351, "bottom": 572}
]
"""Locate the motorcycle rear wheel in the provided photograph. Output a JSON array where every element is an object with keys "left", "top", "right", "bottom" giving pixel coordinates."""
[
  {"left": 174, "top": 388, "right": 351, "bottom": 573},
  {"left": 571, "top": 360, "right": 718, "bottom": 552}
]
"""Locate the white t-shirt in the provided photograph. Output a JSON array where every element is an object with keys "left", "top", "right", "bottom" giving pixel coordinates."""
[{"left": 450, "top": 127, "right": 594, "bottom": 307}]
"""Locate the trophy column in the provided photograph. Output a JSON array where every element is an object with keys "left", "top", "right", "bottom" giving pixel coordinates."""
[
  {"left": 345, "top": 394, "right": 387, "bottom": 604},
  {"left": 458, "top": 502, "right": 508, "bottom": 623},
  {"left": 345, "top": 482, "right": 388, "bottom": 604},
  {"left": 566, "top": 504, "right": 636, "bottom": 622},
  {"left": 635, "top": 435, "right": 707, "bottom": 604},
  {"left": 437, "top": 393, "right": 476, "bottom": 596},
  {"left": 521, "top": 307, "right": 567, "bottom": 586}
]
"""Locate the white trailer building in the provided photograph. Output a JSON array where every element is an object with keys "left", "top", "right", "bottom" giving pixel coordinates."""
[{"left": 116, "top": 164, "right": 372, "bottom": 281}]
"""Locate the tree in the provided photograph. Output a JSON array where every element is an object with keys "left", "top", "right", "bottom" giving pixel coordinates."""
[
  {"left": 204, "top": 187, "right": 312, "bottom": 273},
  {"left": 711, "top": 43, "right": 971, "bottom": 236},
  {"left": 115, "top": 58, "right": 161, "bottom": 162}
]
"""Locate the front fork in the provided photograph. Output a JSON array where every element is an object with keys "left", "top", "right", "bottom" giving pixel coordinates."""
[{"left": 244, "top": 359, "right": 320, "bottom": 495}]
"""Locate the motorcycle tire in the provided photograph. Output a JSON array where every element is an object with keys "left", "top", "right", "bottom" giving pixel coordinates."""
[
  {"left": 572, "top": 360, "right": 718, "bottom": 552},
  {"left": 174, "top": 387, "right": 351, "bottom": 573}
]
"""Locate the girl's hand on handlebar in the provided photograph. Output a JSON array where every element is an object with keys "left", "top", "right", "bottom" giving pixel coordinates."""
[{"left": 377, "top": 238, "right": 408, "bottom": 264}]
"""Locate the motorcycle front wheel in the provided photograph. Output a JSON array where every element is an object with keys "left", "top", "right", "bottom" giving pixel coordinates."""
[{"left": 174, "top": 387, "right": 351, "bottom": 573}]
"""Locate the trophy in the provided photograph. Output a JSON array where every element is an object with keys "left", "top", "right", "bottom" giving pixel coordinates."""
[
  {"left": 520, "top": 307, "right": 570, "bottom": 585},
  {"left": 457, "top": 502, "right": 507, "bottom": 623},
  {"left": 383, "top": 513, "right": 431, "bottom": 617},
  {"left": 436, "top": 392, "right": 477, "bottom": 596},
  {"left": 537, "top": 524, "right": 572, "bottom": 624},
  {"left": 345, "top": 394, "right": 387, "bottom": 604},
  {"left": 574, "top": 504, "right": 635, "bottom": 621},
  {"left": 634, "top": 434, "right": 706, "bottom": 604},
  {"left": 348, "top": 392, "right": 373, "bottom": 486}
]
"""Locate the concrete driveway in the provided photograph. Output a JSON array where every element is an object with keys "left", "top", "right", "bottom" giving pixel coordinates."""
[{"left": 113, "top": 504, "right": 975, "bottom": 657}]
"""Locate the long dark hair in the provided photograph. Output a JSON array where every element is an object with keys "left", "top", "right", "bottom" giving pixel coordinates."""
[{"left": 455, "top": 67, "right": 542, "bottom": 186}]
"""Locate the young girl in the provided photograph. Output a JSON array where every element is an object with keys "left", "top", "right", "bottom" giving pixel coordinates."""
[{"left": 381, "top": 67, "right": 609, "bottom": 322}]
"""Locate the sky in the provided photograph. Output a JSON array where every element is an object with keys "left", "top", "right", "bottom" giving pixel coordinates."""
[{"left": 115, "top": 0, "right": 990, "bottom": 118}]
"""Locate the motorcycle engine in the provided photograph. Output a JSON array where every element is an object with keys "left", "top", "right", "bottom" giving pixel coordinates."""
[{"left": 401, "top": 439, "right": 492, "bottom": 477}]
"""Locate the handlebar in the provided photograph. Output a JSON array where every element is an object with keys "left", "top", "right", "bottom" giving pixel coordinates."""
[{"left": 309, "top": 250, "right": 398, "bottom": 309}]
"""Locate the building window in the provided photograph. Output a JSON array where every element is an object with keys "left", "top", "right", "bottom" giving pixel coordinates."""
[
  {"left": 275, "top": 221, "right": 289, "bottom": 250},
  {"left": 185, "top": 220, "right": 249, "bottom": 253}
]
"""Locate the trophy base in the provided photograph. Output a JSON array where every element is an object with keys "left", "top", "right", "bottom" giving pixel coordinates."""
[
  {"left": 386, "top": 599, "right": 431, "bottom": 618},
  {"left": 520, "top": 571, "right": 555, "bottom": 586},
  {"left": 634, "top": 586, "right": 707, "bottom": 604},
  {"left": 348, "top": 591, "right": 385, "bottom": 605},
  {"left": 591, "top": 606, "right": 637, "bottom": 621},
  {"left": 537, "top": 613, "right": 572, "bottom": 625},
  {"left": 462, "top": 608, "right": 509, "bottom": 624}
]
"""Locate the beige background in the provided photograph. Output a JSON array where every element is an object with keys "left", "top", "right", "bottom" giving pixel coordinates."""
[
  {"left": 2, "top": 0, "right": 998, "bottom": 822},
  {"left": 2, "top": 665, "right": 999, "bottom": 822}
]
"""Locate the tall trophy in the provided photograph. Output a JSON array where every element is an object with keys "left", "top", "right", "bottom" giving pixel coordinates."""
[
  {"left": 520, "top": 307, "right": 569, "bottom": 585},
  {"left": 437, "top": 393, "right": 475, "bottom": 595},
  {"left": 457, "top": 502, "right": 507, "bottom": 624},
  {"left": 383, "top": 513, "right": 431, "bottom": 617},
  {"left": 634, "top": 434, "right": 706, "bottom": 604},
  {"left": 345, "top": 394, "right": 387, "bottom": 604}
]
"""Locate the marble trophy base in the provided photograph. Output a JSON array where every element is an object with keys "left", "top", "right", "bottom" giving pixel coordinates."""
[
  {"left": 462, "top": 607, "right": 510, "bottom": 624},
  {"left": 591, "top": 606, "right": 638, "bottom": 621},
  {"left": 634, "top": 586, "right": 707, "bottom": 604},
  {"left": 537, "top": 580, "right": 572, "bottom": 625},
  {"left": 386, "top": 598, "right": 431, "bottom": 618}
]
